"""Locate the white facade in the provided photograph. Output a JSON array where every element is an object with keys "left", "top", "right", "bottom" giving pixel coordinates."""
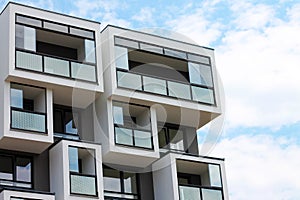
[{"left": 0, "top": 2, "right": 228, "bottom": 200}]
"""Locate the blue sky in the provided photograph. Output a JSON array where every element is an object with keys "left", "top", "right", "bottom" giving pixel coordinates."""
[{"left": 1, "top": 0, "right": 300, "bottom": 199}]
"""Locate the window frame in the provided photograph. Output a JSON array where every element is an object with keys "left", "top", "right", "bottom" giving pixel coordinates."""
[
  {"left": 103, "top": 165, "right": 139, "bottom": 199},
  {"left": 0, "top": 153, "right": 33, "bottom": 189}
]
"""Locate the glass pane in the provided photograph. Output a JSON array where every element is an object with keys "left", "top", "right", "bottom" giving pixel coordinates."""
[
  {"left": 192, "top": 86, "right": 214, "bottom": 104},
  {"left": 115, "top": 46, "right": 129, "bottom": 70},
  {"left": 115, "top": 127, "right": 133, "bottom": 146},
  {"left": 70, "top": 27, "right": 94, "bottom": 39},
  {"left": 124, "top": 172, "right": 137, "bottom": 194},
  {"left": 169, "top": 129, "right": 184, "bottom": 151},
  {"left": 85, "top": 40, "right": 96, "bottom": 63},
  {"left": 117, "top": 71, "right": 142, "bottom": 90},
  {"left": 43, "top": 21, "right": 68, "bottom": 33},
  {"left": 70, "top": 174, "right": 96, "bottom": 196},
  {"left": 15, "top": 25, "right": 36, "bottom": 51},
  {"left": 189, "top": 62, "right": 213, "bottom": 87},
  {"left": 68, "top": 147, "right": 79, "bottom": 173},
  {"left": 113, "top": 106, "right": 124, "bottom": 125},
  {"left": 164, "top": 48, "right": 187, "bottom": 59},
  {"left": 143, "top": 76, "right": 167, "bottom": 95},
  {"left": 179, "top": 186, "right": 201, "bottom": 200},
  {"left": 16, "top": 15, "right": 42, "bottom": 27},
  {"left": 16, "top": 157, "right": 31, "bottom": 182},
  {"left": 134, "top": 130, "right": 152, "bottom": 148},
  {"left": 209, "top": 164, "right": 222, "bottom": 187},
  {"left": 202, "top": 189, "right": 222, "bottom": 200},
  {"left": 16, "top": 51, "right": 42, "bottom": 72},
  {"left": 187, "top": 54, "right": 210, "bottom": 65},
  {"left": 115, "top": 37, "right": 138, "bottom": 49},
  {"left": 103, "top": 168, "right": 121, "bottom": 192},
  {"left": 65, "top": 112, "right": 78, "bottom": 135},
  {"left": 44, "top": 56, "right": 70, "bottom": 77},
  {"left": 11, "top": 110, "right": 46, "bottom": 132},
  {"left": 71, "top": 62, "right": 96, "bottom": 82},
  {"left": 140, "top": 43, "right": 163, "bottom": 54},
  {"left": 158, "top": 129, "right": 167, "bottom": 148},
  {"left": 0, "top": 156, "right": 13, "bottom": 180},
  {"left": 10, "top": 88, "right": 23, "bottom": 109},
  {"left": 168, "top": 81, "right": 191, "bottom": 100}
]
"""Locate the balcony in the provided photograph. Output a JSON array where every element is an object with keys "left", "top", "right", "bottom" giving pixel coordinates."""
[
  {"left": 10, "top": 83, "right": 47, "bottom": 134},
  {"left": 114, "top": 37, "right": 215, "bottom": 105},
  {"left": 113, "top": 101, "right": 153, "bottom": 150},
  {"left": 70, "top": 172, "right": 97, "bottom": 196},
  {"left": 179, "top": 185, "right": 223, "bottom": 200},
  {"left": 16, "top": 50, "right": 96, "bottom": 82},
  {"left": 15, "top": 14, "right": 97, "bottom": 83}
]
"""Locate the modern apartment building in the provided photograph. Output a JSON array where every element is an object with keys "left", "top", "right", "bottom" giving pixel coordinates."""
[{"left": 0, "top": 2, "right": 228, "bottom": 200}]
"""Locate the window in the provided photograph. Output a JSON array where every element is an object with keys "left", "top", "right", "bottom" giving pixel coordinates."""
[
  {"left": 103, "top": 165, "right": 138, "bottom": 199},
  {"left": 177, "top": 160, "right": 223, "bottom": 200},
  {"left": 0, "top": 154, "right": 32, "bottom": 188},
  {"left": 158, "top": 124, "right": 184, "bottom": 152},
  {"left": 68, "top": 146, "right": 97, "bottom": 196},
  {"left": 188, "top": 62, "right": 213, "bottom": 87},
  {"left": 113, "top": 102, "right": 153, "bottom": 149},
  {"left": 53, "top": 105, "right": 80, "bottom": 139},
  {"left": 10, "top": 83, "right": 46, "bottom": 133}
]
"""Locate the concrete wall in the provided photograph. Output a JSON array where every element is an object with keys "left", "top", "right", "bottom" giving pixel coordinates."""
[
  {"left": 34, "top": 149, "right": 50, "bottom": 192},
  {"left": 139, "top": 172, "right": 154, "bottom": 200},
  {"left": 80, "top": 103, "right": 94, "bottom": 141},
  {"left": 0, "top": 189, "right": 55, "bottom": 200}
]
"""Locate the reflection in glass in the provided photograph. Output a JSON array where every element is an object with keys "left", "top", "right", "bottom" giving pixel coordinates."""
[
  {"left": 188, "top": 62, "right": 213, "bottom": 87},
  {"left": 115, "top": 46, "right": 129, "bottom": 70},
  {"left": 209, "top": 164, "right": 222, "bottom": 187},
  {"left": 117, "top": 71, "right": 142, "bottom": 90},
  {"left": 143, "top": 76, "right": 167, "bottom": 95},
  {"left": 115, "top": 127, "right": 133, "bottom": 146},
  {"left": 85, "top": 40, "right": 96, "bottom": 63},
  {"left": 10, "top": 88, "right": 23, "bottom": 109},
  {"left": 68, "top": 147, "right": 79, "bottom": 173},
  {"left": 168, "top": 81, "right": 191, "bottom": 100},
  {"left": 134, "top": 130, "right": 152, "bottom": 148},
  {"left": 16, "top": 157, "right": 31, "bottom": 182},
  {"left": 113, "top": 106, "right": 124, "bottom": 125},
  {"left": 65, "top": 112, "right": 78, "bottom": 135},
  {"left": 16, "top": 51, "right": 43, "bottom": 72},
  {"left": 15, "top": 25, "right": 36, "bottom": 51},
  {"left": 44, "top": 56, "right": 69, "bottom": 77},
  {"left": 192, "top": 86, "right": 214, "bottom": 104},
  {"left": 71, "top": 62, "right": 96, "bottom": 82}
]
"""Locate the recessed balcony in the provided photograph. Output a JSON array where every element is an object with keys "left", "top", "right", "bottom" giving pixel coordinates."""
[
  {"left": 114, "top": 37, "right": 215, "bottom": 105},
  {"left": 15, "top": 14, "right": 97, "bottom": 83}
]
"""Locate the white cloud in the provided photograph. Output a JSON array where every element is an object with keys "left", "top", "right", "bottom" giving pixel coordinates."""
[
  {"left": 211, "top": 134, "right": 300, "bottom": 200},
  {"left": 132, "top": 7, "right": 155, "bottom": 25},
  {"left": 216, "top": 3, "right": 300, "bottom": 129},
  {"left": 166, "top": 7, "right": 223, "bottom": 46}
]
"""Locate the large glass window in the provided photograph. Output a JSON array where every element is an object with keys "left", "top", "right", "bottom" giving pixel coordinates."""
[
  {"left": 54, "top": 105, "right": 80, "bottom": 139},
  {"left": 10, "top": 83, "right": 46, "bottom": 133},
  {"left": 188, "top": 62, "right": 213, "bottom": 87},
  {"left": 15, "top": 24, "right": 36, "bottom": 51},
  {"left": 0, "top": 154, "right": 32, "bottom": 188},
  {"left": 103, "top": 166, "right": 138, "bottom": 199},
  {"left": 112, "top": 102, "right": 153, "bottom": 149},
  {"left": 68, "top": 146, "right": 97, "bottom": 196}
]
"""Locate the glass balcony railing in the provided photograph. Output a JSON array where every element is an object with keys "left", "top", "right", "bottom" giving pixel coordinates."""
[
  {"left": 179, "top": 185, "right": 223, "bottom": 200},
  {"left": 70, "top": 172, "right": 97, "bottom": 196},
  {"left": 116, "top": 70, "right": 215, "bottom": 105},
  {"left": 11, "top": 107, "right": 46, "bottom": 133},
  {"left": 114, "top": 126, "right": 153, "bottom": 149},
  {"left": 16, "top": 50, "right": 96, "bottom": 83}
]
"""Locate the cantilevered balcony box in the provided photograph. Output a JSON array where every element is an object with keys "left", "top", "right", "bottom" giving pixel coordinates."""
[
  {"left": 94, "top": 96, "right": 160, "bottom": 168},
  {"left": 0, "top": 2, "right": 103, "bottom": 109},
  {"left": 49, "top": 139, "right": 104, "bottom": 200},
  {"left": 101, "top": 25, "right": 222, "bottom": 131},
  {"left": 0, "top": 81, "right": 54, "bottom": 153},
  {"left": 152, "top": 153, "right": 229, "bottom": 200},
  {"left": 0, "top": 188, "right": 55, "bottom": 200}
]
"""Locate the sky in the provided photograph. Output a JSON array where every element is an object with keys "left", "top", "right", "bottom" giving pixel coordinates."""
[{"left": 1, "top": 0, "right": 300, "bottom": 199}]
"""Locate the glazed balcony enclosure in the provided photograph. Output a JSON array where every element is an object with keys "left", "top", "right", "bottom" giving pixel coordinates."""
[
  {"left": 0, "top": 188, "right": 55, "bottom": 200},
  {"left": 0, "top": 3, "right": 103, "bottom": 94},
  {"left": 152, "top": 153, "right": 229, "bottom": 200}
]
